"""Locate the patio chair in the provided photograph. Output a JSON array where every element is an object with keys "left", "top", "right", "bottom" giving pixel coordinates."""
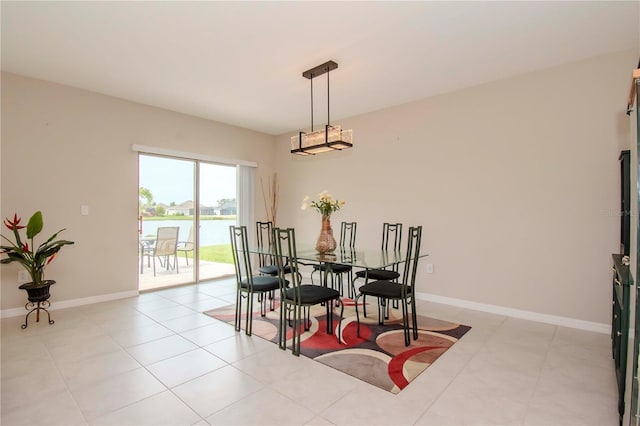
[
  {"left": 177, "top": 226, "right": 194, "bottom": 265},
  {"left": 145, "top": 226, "right": 180, "bottom": 277}
]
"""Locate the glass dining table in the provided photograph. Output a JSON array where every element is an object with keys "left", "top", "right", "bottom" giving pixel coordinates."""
[{"left": 250, "top": 245, "right": 428, "bottom": 290}]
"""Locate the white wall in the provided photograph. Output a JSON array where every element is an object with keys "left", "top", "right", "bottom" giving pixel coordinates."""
[
  {"left": 275, "top": 49, "right": 636, "bottom": 325},
  {"left": 1, "top": 72, "right": 277, "bottom": 310}
]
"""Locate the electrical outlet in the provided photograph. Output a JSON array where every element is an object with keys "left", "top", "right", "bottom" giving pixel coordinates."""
[
  {"left": 18, "top": 270, "right": 29, "bottom": 282},
  {"left": 426, "top": 263, "right": 434, "bottom": 274}
]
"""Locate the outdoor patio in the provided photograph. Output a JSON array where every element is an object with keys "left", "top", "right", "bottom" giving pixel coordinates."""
[{"left": 138, "top": 255, "right": 235, "bottom": 291}]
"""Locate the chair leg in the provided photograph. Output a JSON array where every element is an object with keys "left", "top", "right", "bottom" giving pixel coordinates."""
[
  {"left": 184, "top": 251, "right": 189, "bottom": 266},
  {"left": 260, "top": 292, "right": 267, "bottom": 317},
  {"left": 234, "top": 291, "right": 242, "bottom": 332},
  {"left": 337, "top": 298, "right": 344, "bottom": 344},
  {"left": 246, "top": 292, "right": 253, "bottom": 336},
  {"left": 279, "top": 300, "right": 287, "bottom": 350},
  {"left": 355, "top": 293, "right": 362, "bottom": 338},
  {"left": 411, "top": 297, "right": 418, "bottom": 340},
  {"left": 378, "top": 299, "right": 386, "bottom": 325},
  {"left": 293, "top": 304, "right": 301, "bottom": 356},
  {"left": 401, "top": 299, "right": 409, "bottom": 346}
]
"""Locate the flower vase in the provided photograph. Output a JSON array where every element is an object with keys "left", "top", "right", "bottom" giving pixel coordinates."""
[{"left": 316, "top": 215, "right": 337, "bottom": 254}]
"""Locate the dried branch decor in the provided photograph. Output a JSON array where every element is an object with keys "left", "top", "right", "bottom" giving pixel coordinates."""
[{"left": 260, "top": 173, "right": 278, "bottom": 225}]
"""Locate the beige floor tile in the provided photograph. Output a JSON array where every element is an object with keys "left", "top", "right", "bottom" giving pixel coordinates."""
[
  {"left": 203, "top": 332, "right": 275, "bottom": 363},
  {"left": 97, "top": 313, "right": 159, "bottom": 333},
  {"left": 46, "top": 334, "right": 123, "bottom": 365},
  {"left": 231, "top": 344, "right": 313, "bottom": 384},
  {"left": 170, "top": 292, "right": 215, "bottom": 305},
  {"left": 69, "top": 368, "right": 165, "bottom": 420},
  {"left": 160, "top": 312, "right": 218, "bottom": 333},
  {"left": 146, "top": 348, "right": 227, "bottom": 388},
  {"left": 90, "top": 390, "right": 201, "bottom": 425},
  {"left": 172, "top": 365, "right": 264, "bottom": 418},
  {"left": 108, "top": 322, "right": 175, "bottom": 347},
  {"left": 58, "top": 349, "right": 142, "bottom": 389},
  {"left": 1, "top": 389, "right": 87, "bottom": 426},
  {"left": 180, "top": 321, "right": 239, "bottom": 346},
  {"left": 143, "top": 305, "right": 198, "bottom": 322},
  {"left": 205, "top": 387, "right": 316, "bottom": 425},
  {"left": 133, "top": 298, "right": 181, "bottom": 313},
  {"left": 304, "top": 416, "right": 335, "bottom": 426},
  {"left": 269, "top": 360, "right": 358, "bottom": 414},
  {"left": 125, "top": 334, "right": 198, "bottom": 365},
  {"left": 179, "top": 297, "right": 231, "bottom": 312},
  {"left": 320, "top": 381, "right": 426, "bottom": 425},
  {"left": 1, "top": 364, "right": 68, "bottom": 412}
]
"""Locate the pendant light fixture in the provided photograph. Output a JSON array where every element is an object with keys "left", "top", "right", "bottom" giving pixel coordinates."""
[{"left": 291, "top": 60, "right": 353, "bottom": 156}]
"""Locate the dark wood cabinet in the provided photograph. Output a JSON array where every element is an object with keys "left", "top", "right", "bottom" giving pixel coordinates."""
[
  {"left": 612, "top": 254, "right": 632, "bottom": 425},
  {"left": 620, "top": 150, "right": 631, "bottom": 256}
]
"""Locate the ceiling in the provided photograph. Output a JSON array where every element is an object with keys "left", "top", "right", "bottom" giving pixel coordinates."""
[{"left": 2, "top": 1, "right": 638, "bottom": 136}]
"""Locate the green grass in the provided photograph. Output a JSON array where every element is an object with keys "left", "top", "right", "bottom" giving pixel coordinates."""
[{"left": 186, "top": 244, "right": 233, "bottom": 264}]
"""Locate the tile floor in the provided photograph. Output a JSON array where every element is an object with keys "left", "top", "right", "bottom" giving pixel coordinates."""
[{"left": 1, "top": 277, "right": 619, "bottom": 425}]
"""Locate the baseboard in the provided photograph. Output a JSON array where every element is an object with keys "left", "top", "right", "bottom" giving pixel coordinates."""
[
  {"left": 0, "top": 290, "right": 139, "bottom": 319},
  {"left": 415, "top": 291, "right": 610, "bottom": 334}
]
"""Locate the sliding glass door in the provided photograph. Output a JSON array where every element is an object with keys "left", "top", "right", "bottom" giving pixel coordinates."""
[
  {"left": 197, "top": 163, "right": 236, "bottom": 281},
  {"left": 138, "top": 154, "right": 236, "bottom": 290}
]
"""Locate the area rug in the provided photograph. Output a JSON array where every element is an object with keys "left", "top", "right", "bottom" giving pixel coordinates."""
[{"left": 204, "top": 298, "right": 470, "bottom": 394}]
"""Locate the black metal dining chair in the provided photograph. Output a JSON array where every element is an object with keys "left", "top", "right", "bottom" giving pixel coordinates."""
[
  {"left": 229, "top": 225, "right": 282, "bottom": 336},
  {"left": 273, "top": 227, "right": 343, "bottom": 356},
  {"left": 311, "top": 221, "right": 357, "bottom": 297},
  {"left": 256, "top": 221, "right": 293, "bottom": 276},
  {"left": 351, "top": 222, "right": 402, "bottom": 314},
  {"left": 355, "top": 226, "right": 422, "bottom": 346}
]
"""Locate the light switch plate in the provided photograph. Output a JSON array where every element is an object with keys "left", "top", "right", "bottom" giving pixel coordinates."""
[{"left": 81, "top": 205, "right": 89, "bottom": 216}]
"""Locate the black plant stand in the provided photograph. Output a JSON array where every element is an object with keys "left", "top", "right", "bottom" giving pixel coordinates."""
[{"left": 19, "top": 280, "right": 55, "bottom": 329}]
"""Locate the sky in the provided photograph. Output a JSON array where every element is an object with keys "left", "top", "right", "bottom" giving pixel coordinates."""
[{"left": 139, "top": 155, "right": 236, "bottom": 207}]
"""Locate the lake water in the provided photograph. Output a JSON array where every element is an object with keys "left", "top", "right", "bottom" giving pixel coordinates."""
[{"left": 142, "top": 219, "right": 235, "bottom": 246}]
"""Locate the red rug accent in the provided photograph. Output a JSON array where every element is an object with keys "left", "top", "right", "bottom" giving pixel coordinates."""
[{"left": 204, "top": 299, "right": 470, "bottom": 394}]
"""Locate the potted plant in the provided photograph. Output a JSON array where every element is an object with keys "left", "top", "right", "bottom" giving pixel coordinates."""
[{"left": 1, "top": 211, "right": 74, "bottom": 303}]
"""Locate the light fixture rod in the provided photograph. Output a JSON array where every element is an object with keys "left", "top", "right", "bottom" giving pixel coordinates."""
[
  {"left": 327, "top": 68, "right": 330, "bottom": 126},
  {"left": 310, "top": 76, "right": 314, "bottom": 131}
]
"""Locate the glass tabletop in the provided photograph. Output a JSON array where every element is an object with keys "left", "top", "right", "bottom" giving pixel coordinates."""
[{"left": 250, "top": 245, "right": 427, "bottom": 270}]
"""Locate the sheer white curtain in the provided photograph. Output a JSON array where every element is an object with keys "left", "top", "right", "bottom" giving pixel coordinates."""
[{"left": 238, "top": 165, "right": 255, "bottom": 240}]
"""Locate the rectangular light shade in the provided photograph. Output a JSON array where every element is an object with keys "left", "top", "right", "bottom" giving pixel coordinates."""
[{"left": 290, "top": 125, "right": 353, "bottom": 156}]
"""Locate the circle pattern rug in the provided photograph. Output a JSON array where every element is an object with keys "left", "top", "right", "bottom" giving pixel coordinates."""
[{"left": 204, "top": 298, "right": 471, "bottom": 394}]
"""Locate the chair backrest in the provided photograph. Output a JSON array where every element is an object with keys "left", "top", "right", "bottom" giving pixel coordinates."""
[
  {"left": 339, "top": 222, "right": 357, "bottom": 248},
  {"left": 256, "top": 221, "right": 274, "bottom": 267},
  {"left": 382, "top": 223, "right": 403, "bottom": 252},
  {"left": 272, "top": 228, "right": 302, "bottom": 302},
  {"left": 400, "top": 226, "right": 422, "bottom": 296},
  {"left": 155, "top": 227, "right": 179, "bottom": 256},
  {"left": 181, "top": 226, "right": 194, "bottom": 250},
  {"left": 229, "top": 225, "right": 253, "bottom": 288}
]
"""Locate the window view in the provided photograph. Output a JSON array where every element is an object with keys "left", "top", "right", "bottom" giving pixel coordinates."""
[{"left": 138, "top": 154, "right": 236, "bottom": 291}]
